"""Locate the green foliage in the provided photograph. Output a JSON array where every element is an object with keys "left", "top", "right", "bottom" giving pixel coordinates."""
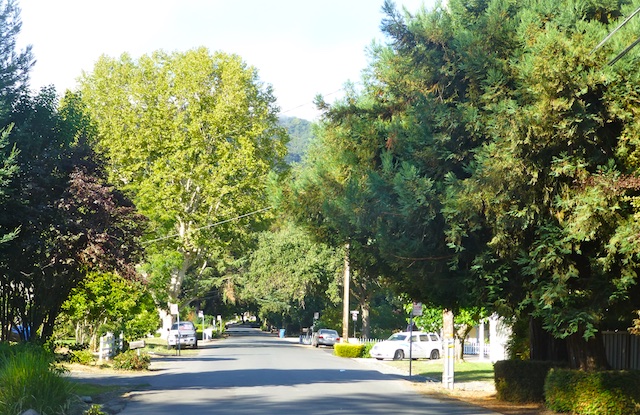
[
  {"left": 238, "top": 222, "right": 342, "bottom": 325},
  {"left": 0, "top": 0, "right": 35, "bottom": 123},
  {"left": 494, "top": 360, "right": 566, "bottom": 403},
  {"left": 0, "top": 346, "right": 72, "bottom": 415},
  {"left": 279, "top": 116, "right": 316, "bottom": 164},
  {"left": 84, "top": 405, "right": 107, "bottom": 415},
  {"left": 79, "top": 47, "right": 289, "bottom": 307},
  {"left": 0, "top": 87, "right": 146, "bottom": 342},
  {"left": 545, "top": 369, "right": 640, "bottom": 415},
  {"left": 60, "top": 271, "right": 159, "bottom": 347},
  {"left": 112, "top": 350, "right": 151, "bottom": 371},
  {"left": 362, "top": 342, "right": 376, "bottom": 358},
  {"left": 282, "top": 0, "right": 640, "bottom": 369},
  {"left": 71, "top": 349, "right": 95, "bottom": 366},
  {"left": 333, "top": 343, "right": 365, "bottom": 358}
]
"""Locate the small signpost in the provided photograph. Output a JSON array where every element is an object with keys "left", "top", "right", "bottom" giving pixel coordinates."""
[
  {"left": 350, "top": 310, "right": 359, "bottom": 338},
  {"left": 198, "top": 310, "right": 204, "bottom": 341},
  {"left": 409, "top": 302, "right": 422, "bottom": 378},
  {"left": 443, "top": 310, "right": 455, "bottom": 389},
  {"left": 170, "top": 303, "right": 181, "bottom": 356}
]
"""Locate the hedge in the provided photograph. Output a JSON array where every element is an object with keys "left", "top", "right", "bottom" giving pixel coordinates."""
[
  {"left": 494, "top": 360, "right": 565, "bottom": 403},
  {"left": 545, "top": 369, "right": 640, "bottom": 415},
  {"left": 334, "top": 343, "right": 365, "bottom": 358}
]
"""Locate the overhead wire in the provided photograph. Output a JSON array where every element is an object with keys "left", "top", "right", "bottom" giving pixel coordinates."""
[
  {"left": 590, "top": 6, "right": 640, "bottom": 65},
  {"left": 141, "top": 84, "right": 353, "bottom": 245},
  {"left": 142, "top": 206, "right": 273, "bottom": 245}
]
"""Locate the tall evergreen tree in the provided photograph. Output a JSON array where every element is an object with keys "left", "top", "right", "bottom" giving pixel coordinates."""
[{"left": 0, "top": 0, "right": 34, "bottom": 123}]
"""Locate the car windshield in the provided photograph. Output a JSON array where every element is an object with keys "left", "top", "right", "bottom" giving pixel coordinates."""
[
  {"left": 172, "top": 322, "right": 194, "bottom": 330},
  {"left": 387, "top": 333, "right": 408, "bottom": 341},
  {"left": 320, "top": 330, "right": 338, "bottom": 336}
]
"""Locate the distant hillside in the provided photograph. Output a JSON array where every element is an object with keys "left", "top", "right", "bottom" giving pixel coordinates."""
[{"left": 279, "top": 116, "right": 316, "bottom": 164}]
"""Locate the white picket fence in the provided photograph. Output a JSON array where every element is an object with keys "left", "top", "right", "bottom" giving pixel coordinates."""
[
  {"left": 98, "top": 332, "right": 123, "bottom": 362},
  {"left": 463, "top": 342, "right": 490, "bottom": 356}
]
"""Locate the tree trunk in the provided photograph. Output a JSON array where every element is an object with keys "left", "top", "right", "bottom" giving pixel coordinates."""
[
  {"left": 361, "top": 300, "right": 371, "bottom": 339},
  {"left": 566, "top": 331, "right": 610, "bottom": 370},
  {"left": 455, "top": 324, "right": 473, "bottom": 361},
  {"left": 529, "top": 317, "right": 568, "bottom": 362}
]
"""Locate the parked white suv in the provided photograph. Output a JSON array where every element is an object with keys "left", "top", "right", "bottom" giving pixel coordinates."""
[
  {"left": 369, "top": 331, "right": 441, "bottom": 360},
  {"left": 167, "top": 321, "right": 198, "bottom": 349}
]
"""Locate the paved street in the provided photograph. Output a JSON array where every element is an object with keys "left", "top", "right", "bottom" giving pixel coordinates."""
[{"left": 75, "top": 327, "right": 500, "bottom": 415}]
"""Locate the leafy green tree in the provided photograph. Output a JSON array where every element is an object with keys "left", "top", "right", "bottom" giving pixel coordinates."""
[
  {"left": 280, "top": 85, "right": 403, "bottom": 339},
  {"left": 0, "top": 88, "right": 147, "bottom": 342},
  {"left": 60, "top": 272, "right": 158, "bottom": 349},
  {"left": 237, "top": 222, "right": 342, "bottom": 331},
  {"left": 377, "top": 0, "right": 640, "bottom": 368},
  {"left": 78, "top": 48, "right": 289, "bottom": 312},
  {"left": 290, "top": 0, "right": 640, "bottom": 370}
]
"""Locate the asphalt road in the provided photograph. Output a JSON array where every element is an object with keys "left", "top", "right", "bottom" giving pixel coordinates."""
[{"left": 86, "top": 327, "right": 500, "bottom": 415}]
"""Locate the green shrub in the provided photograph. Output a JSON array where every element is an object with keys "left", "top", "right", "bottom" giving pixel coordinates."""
[
  {"left": 362, "top": 342, "right": 376, "bottom": 358},
  {"left": 84, "top": 404, "right": 108, "bottom": 415},
  {"left": 0, "top": 346, "right": 73, "bottom": 415},
  {"left": 112, "top": 349, "right": 151, "bottom": 371},
  {"left": 545, "top": 369, "right": 640, "bottom": 415},
  {"left": 70, "top": 348, "right": 96, "bottom": 365},
  {"left": 334, "top": 343, "right": 365, "bottom": 358},
  {"left": 494, "top": 360, "right": 565, "bottom": 403}
]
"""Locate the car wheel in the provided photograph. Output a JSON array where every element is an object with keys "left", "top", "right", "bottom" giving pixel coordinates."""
[
  {"left": 375, "top": 358, "right": 383, "bottom": 361},
  {"left": 430, "top": 349, "right": 440, "bottom": 359},
  {"left": 314, "top": 342, "right": 319, "bottom": 348},
  {"left": 393, "top": 349, "right": 405, "bottom": 360}
]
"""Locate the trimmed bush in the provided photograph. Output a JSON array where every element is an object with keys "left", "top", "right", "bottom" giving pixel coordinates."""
[
  {"left": 334, "top": 343, "right": 365, "bottom": 358},
  {"left": 70, "top": 348, "right": 96, "bottom": 365},
  {"left": 112, "top": 349, "right": 151, "bottom": 371},
  {"left": 362, "top": 342, "right": 376, "bottom": 358},
  {"left": 0, "top": 346, "right": 73, "bottom": 415},
  {"left": 494, "top": 360, "right": 565, "bottom": 403},
  {"left": 545, "top": 369, "right": 640, "bottom": 415}
]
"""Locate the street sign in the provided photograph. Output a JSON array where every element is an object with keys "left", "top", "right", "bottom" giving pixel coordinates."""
[
  {"left": 198, "top": 310, "right": 204, "bottom": 318},
  {"left": 412, "top": 302, "right": 423, "bottom": 316},
  {"left": 350, "top": 310, "right": 359, "bottom": 321},
  {"left": 169, "top": 303, "right": 179, "bottom": 315}
]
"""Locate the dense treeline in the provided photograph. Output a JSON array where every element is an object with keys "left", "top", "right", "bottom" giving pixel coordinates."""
[{"left": 282, "top": 0, "right": 640, "bottom": 369}]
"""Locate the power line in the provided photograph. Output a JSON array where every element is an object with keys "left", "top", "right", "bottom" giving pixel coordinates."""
[
  {"left": 279, "top": 88, "right": 346, "bottom": 117},
  {"left": 142, "top": 206, "right": 273, "bottom": 245},
  {"left": 590, "top": 6, "right": 640, "bottom": 66}
]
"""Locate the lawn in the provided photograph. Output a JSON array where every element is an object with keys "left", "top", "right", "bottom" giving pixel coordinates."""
[{"left": 382, "top": 359, "right": 495, "bottom": 382}]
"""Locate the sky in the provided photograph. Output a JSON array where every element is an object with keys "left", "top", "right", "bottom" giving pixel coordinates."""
[{"left": 16, "top": 1, "right": 437, "bottom": 121}]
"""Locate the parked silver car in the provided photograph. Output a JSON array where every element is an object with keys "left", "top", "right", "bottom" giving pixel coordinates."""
[
  {"left": 311, "top": 329, "right": 340, "bottom": 347},
  {"left": 167, "top": 321, "right": 198, "bottom": 349}
]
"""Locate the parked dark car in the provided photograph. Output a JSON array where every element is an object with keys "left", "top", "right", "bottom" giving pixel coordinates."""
[{"left": 311, "top": 329, "right": 340, "bottom": 348}]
